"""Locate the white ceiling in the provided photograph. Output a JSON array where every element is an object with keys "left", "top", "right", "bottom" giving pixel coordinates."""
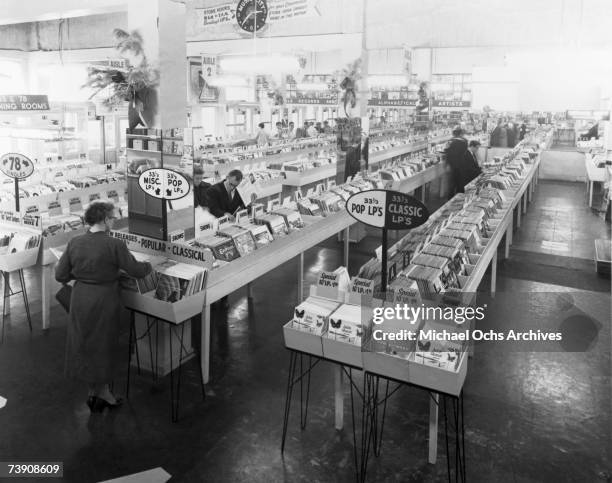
[{"left": 0, "top": 0, "right": 127, "bottom": 25}]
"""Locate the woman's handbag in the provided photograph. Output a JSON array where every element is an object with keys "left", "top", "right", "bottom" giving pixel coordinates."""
[{"left": 56, "top": 284, "right": 72, "bottom": 313}]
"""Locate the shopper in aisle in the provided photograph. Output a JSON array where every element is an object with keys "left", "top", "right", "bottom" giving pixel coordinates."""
[
  {"left": 193, "top": 166, "right": 211, "bottom": 209},
  {"left": 287, "top": 121, "right": 296, "bottom": 139},
  {"left": 254, "top": 122, "right": 270, "bottom": 147},
  {"left": 458, "top": 140, "right": 483, "bottom": 191},
  {"left": 323, "top": 120, "right": 333, "bottom": 134},
  {"left": 444, "top": 127, "right": 469, "bottom": 197},
  {"left": 307, "top": 122, "right": 318, "bottom": 137},
  {"left": 519, "top": 121, "right": 527, "bottom": 141},
  {"left": 206, "top": 169, "right": 246, "bottom": 220},
  {"left": 55, "top": 201, "right": 152, "bottom": 413},
  {"left": 489, "top": 119, "right": 508, "bottom": 147},
  {"left": 273, "top": 121, "right": 285, "bottom": 139},
  {"left": 507, "top": 121, "right": 517, "bottom": 147}
]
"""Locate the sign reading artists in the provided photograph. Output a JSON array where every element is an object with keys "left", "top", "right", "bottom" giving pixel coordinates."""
[
  {"left": 346, "top": 189, "right": 429, "bottom": 294},
  {"left": 138, "top": 168, "right": 190, "bottom": 200}
]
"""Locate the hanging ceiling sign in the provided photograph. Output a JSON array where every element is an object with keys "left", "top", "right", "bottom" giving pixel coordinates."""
[
  {"left": 138, "top": 168, "right": 190, "bottom": 200},
  {"left": 368, "top": 99, "right": 417, "bottom": 107},
  {"left": 432, "top": 100, "right": 471, "bottom": 108},
  {"left": 195, "top": 0, "right": 317, "bottom": 31},
  {"left": 0, "top": 95, "right": 49, "bottom": 111},
  {"left": 346, "top": 189, "right": 429, "bottom": 230},
  {"left": 286, "top": 95, "right": 337, "bottom": 105},
  {"left": 0, "top": 153, "right": 34, "bottom": 179}
]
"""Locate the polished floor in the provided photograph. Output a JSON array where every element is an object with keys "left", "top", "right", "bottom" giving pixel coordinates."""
[{"left": 0, "top": 180, "right": 610, "bottom": 483}]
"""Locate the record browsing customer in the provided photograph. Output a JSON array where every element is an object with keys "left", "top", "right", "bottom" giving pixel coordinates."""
[
  {"left": 206, "top": 169, "right": 247, "bottom": 221},
  {"left": 55, "top": 201, "right": 152, "bottom": 413},
  {"left": 193, "top": 165, "right": 212, "bottom": 209}
]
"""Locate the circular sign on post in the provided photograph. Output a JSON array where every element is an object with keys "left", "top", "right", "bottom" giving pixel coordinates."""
[
  {"left": 0, "top": 153, "right": 34, "bottom": 179},
  {"left": 138, "top": 168, "right": 190, "bottom": 200},
  {"left": 346, "top": 189, "right": 430, "bottom": 230}
]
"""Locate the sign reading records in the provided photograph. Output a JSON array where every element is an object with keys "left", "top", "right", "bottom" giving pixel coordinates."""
[
  {"left": 138, "top": 168, "right": 190, "bottom": 200},
  {"left": 346, "top": 189, "right": 429, "bottom": 230},
  {"left": 0, "top": 153, "right": 34, "bottom": 179}
]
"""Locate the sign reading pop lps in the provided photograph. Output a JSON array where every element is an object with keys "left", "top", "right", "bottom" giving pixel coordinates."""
[
  {"left": 0, "top": 153, "right": 34, "bottom": 179},
  {"left": 0, "top": 95, "right": 49, "bottom": 111},
  {"left": 346, "top": 189, "right": 429, "bottom": 230},
  {"left": 138, "top": 168, "right": 190, "bottom": 200}
]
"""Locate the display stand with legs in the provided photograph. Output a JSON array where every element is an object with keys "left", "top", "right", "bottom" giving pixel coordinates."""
[
  {"left": 125, "top": 309, "right": 206, "bottom": 422},
  {"left": 1, "top": 269, "right": 33, "bottom": 343}
]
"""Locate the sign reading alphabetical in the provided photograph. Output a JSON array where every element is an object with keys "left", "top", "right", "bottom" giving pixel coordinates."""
[
  {"left": 0, "top": 153, "right": 34, "bottom": 179},
  {"left": 346, "top": 189, "right": 429, "bottom": 230},
  {"left": 138, "top": 168, "right": 190, "bottom": 200}
]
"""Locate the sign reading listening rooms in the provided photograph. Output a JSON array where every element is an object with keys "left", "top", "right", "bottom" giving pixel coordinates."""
[{"left": 0, "top": 95, "right": 50, "bottom": 111}]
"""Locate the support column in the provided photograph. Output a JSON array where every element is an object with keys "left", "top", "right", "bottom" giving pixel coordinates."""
[{"left": 334, "top": 365, "right": 344, "bottom": 430}]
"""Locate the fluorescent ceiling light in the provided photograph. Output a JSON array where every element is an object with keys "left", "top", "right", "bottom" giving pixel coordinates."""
[
  {"left": 368, "top": 75, "right": 407, "bottom": 87},
  {"left": 219, "top": 54, "right": 300, "bottom": 75},
  {"left": 206, "top": 75, "right": 250, "bottom": 87},
  {"left": 295, "top": 82, "right": 329, "bottom": 91}
]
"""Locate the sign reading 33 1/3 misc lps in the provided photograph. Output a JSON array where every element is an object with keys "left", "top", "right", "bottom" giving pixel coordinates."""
[
  {"left": 346, "top": 189, "right": 429, "bottom": 230},
  {"left": 0, "top": 153, "right": 34, "bottom": 179},
  {"left": 138, "top": 168, "right": 190, "bottom": 200}
]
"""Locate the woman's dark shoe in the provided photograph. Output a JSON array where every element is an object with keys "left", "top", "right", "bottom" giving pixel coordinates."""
[
  {"left": 86, "top": 396, "right": 97, "bottom": 412},
  {"left": 93, "top": 396, "right": 124, "bottom": 412}
]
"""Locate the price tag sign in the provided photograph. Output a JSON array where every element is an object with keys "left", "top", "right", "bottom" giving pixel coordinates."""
[
  {"left": 138, "top": 168, "right": 190, "bottom": 200},
  {"left": 0, "top": 153, "right": 34, "bottom": 179},
  {"left": 169, "top": 229, "right": 186, "bottom": 243}
]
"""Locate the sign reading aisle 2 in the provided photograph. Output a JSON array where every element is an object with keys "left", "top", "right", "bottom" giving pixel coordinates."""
[
  {"left": 346, "top": 189, "right": 429, "bottom": 230},
  {"left": 0, "top": 153, "right": 34, "bottom": 180},
  {"left": 138, "top": 168, "right": 190, "bottom": 200}
]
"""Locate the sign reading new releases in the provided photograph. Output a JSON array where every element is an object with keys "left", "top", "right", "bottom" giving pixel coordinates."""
[
  {"left": 346, "top": 189, "right": 429, "bottom": 230},
  {"left": 0, "top": 153, "right": 34, "bottom": 179},
  {"left": 138, "top": 168, "right": 190, "bottom": 200}
]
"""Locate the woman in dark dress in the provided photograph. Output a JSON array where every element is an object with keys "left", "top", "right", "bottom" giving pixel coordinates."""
[{"left": 55, "top": 201, "right": 152, "bottom": 412}]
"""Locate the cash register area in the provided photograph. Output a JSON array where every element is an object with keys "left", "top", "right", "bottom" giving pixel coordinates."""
[{"left": 0, "top": 179, "right": 609, "bottom": 483}]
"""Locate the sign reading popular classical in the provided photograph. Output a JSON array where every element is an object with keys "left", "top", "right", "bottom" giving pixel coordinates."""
[{"left": 346, "top": 189, "right": 429, "bottom": 230}]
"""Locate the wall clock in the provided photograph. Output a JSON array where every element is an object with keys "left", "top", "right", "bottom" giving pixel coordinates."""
[{"left": 236, "top": 0, "right": 268, "bottom": 33}]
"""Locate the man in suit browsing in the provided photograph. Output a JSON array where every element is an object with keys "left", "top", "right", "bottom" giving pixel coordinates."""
[
  {"left": 206, "top": 169, "right": 246, "bottom": 221},
  {"left": 458, "top": 140, "right": 483, "bottom": 192}
]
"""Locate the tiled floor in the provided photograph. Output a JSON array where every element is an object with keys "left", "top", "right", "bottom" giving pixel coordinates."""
[
  {"left": 0, "top": 178, "right": 610, "bottom": 482},
  {"left": 512, "top": 180, "right": 611, "bottom": 259}
]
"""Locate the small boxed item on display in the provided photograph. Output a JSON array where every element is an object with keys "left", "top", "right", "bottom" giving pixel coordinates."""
[
  {"left": 253, "top": 211, "right": 288, "bottom": 237},
  {"left": 291, "top": 296, "right": 341, "bottom": 335},
  {"left": 271, "top": 207, "right": 305, "bottom": 230},
  {"left": 414, "top": 320, "right": 466, "bottom": 372},
  {"left": 217, "top": 224, "right": 258, "bottom": 256},
  {"left": 194, "top": 234, "right": 241, "bottom": 262}
]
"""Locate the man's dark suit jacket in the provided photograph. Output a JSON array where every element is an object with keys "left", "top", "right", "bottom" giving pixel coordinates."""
[
  {"left": 206, "top": 181, "right": 245, "bottom": 218},
  {"left": 194, "top": 182, "right": 211, "bottom": 208}
]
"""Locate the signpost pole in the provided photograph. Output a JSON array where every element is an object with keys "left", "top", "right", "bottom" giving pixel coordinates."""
[
  {"left": 381, "top": 228, "right": 388, "bottom": 295},
  {"left": 14, "top": 178, "right": 19, "bottom": 213}
]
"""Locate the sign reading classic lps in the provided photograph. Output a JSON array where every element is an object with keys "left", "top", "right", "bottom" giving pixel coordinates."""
[
  {"left": 0, "top": 95, "right": 49, "bottom": 111},
  {"left": 138, "top": 168, "right": 190, "bottom": 200},
  {"left": 346, "top": 189, "right": 429, "bottom": 230},
  {"left": 0, "top": 153, "right": 34, "bottom": 179}
]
